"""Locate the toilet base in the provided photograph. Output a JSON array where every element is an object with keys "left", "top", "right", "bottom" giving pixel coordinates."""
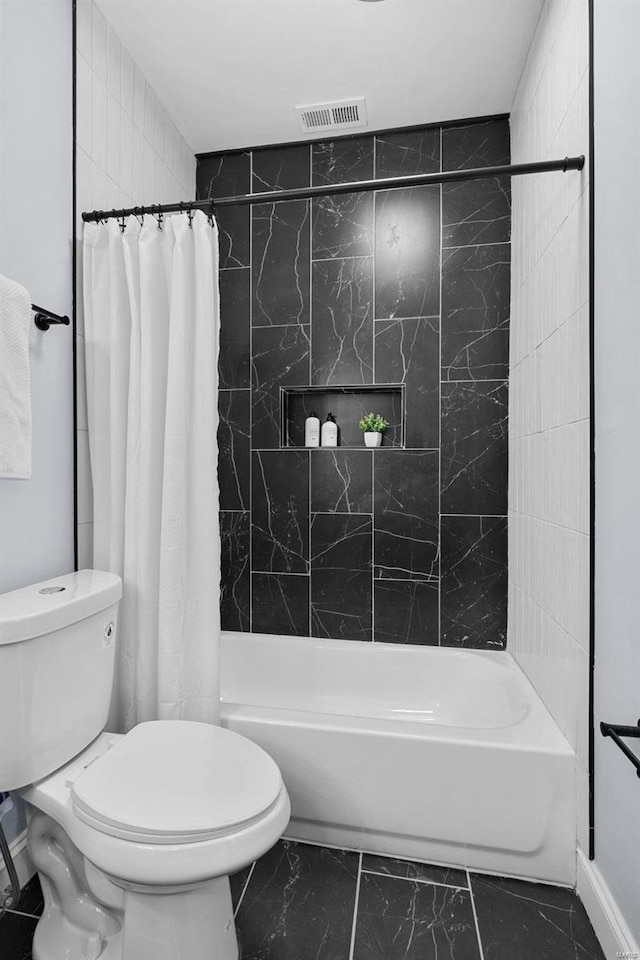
[{"left": 28, "top": 812, "right": 239, "bottom": 960}]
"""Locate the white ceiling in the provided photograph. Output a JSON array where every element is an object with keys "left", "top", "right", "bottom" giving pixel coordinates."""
[{"left": 95, "top": 0, "right": 543, "bottom": 154}]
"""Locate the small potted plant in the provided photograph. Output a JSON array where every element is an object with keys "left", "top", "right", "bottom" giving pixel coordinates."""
[{"left": 359, "top": 412, "right": 389, "bottom": 448}]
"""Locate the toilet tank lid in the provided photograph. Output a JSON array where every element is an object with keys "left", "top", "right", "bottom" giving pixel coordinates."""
[{"left": 0, "top": 570, "right": 122, "bottom": 645}]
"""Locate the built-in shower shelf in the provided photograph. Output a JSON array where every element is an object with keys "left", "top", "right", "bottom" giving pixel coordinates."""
[{"left": 281, "top": 385, "right": 405, "bottom": 449}]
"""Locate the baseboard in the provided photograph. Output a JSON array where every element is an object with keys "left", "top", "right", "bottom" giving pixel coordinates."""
[
  {"left": 0, "top": 829, "right": 36, "bottom": 893},
  {"left": 577, "top": 849, "right": 640, "bottom": 960}
]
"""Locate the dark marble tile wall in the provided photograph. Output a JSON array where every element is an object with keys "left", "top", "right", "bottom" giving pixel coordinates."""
[{"left": 197, "top": 117, "right": 510, "bottom": 647}]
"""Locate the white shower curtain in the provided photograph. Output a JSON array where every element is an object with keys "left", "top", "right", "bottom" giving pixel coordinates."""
[{"left": 83, "top": 211, "right": 220, "bottom": 731}]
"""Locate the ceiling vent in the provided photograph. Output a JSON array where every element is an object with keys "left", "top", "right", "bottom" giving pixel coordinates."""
[{"left": 295, "top": 98, "right": 367, "bottom": 134}]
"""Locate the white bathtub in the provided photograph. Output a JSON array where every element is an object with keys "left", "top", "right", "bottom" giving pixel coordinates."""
[{"left": 220, "top": 633, "right": 576, "bottom": 885}]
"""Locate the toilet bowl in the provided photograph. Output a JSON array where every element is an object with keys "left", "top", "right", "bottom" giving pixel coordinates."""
[
  {"left": 20, "top": 722, "right": 290, "bottom": 960},
  {"left": 0, "top": 571, "right": 291, "bottom": 960}
]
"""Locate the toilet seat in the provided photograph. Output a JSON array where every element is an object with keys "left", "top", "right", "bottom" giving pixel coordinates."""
[{"left": 71, "top": 721, "right": 283, "bottom": 845}]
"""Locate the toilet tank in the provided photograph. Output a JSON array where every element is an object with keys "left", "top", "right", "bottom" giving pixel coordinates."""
[{"left": 0, "top": 570, "right": 122, "bottom": 790}]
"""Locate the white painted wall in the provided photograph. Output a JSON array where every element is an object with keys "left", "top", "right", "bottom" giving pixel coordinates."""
[
  {"left": 0, "top": 0, "right": 74, "bottom": 595},
  {"left": 593, "top": 0, "right": 640, "bottom": 943},
  {"left": 508, "top": 0, "right": 591, "bottom": 859},
  {"left": 75, "top": 0, "right": 196, "bottom": 568},
  {"left": 0, "top": 0, "right": 73, "bottom": 849}
]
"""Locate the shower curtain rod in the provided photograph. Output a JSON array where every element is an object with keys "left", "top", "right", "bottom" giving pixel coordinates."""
[{"left": 81, "top": 154, "right": 585, "bottom": 223}]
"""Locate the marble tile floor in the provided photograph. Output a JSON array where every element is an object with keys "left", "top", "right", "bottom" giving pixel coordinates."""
[{"left": 1, "top": 838, "right": 606, "bottom": 960}]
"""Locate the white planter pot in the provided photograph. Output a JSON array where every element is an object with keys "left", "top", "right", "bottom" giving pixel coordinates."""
[{"left": 364, "top": 432, "right": 382, "bottom": 448}]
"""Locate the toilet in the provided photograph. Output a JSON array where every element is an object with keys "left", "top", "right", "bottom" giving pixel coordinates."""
[{"left": 0, "top": 570, "right": 290, "bottom": 960}]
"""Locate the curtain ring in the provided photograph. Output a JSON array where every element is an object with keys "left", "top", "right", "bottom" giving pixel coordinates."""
[
  {"left": 207, "top": 198, "right": 215, "bottom": 227},
  {"left": 156, "top": 205, "right": 164, "bottom": 231},
  {"left": 133, "top": 206, "right": 144, "bottom": 227},
  {"left": 187, "top": 204, "right": 194, "bottom": 229},
  {"left": 118, "top": 209, "right": 126, "bottom": 234}
]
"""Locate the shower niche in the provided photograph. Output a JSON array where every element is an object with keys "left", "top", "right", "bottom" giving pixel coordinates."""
[{"left": 281, "top": 385, "right": 405, "bottom": 448}]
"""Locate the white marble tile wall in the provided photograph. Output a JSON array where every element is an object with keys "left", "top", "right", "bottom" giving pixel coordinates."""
[
  {"left": 508, "top": 0, "right": 591, "bottom": 852},
  {"left": 75, "top": 0, "right": 196, "bottom": 567}
]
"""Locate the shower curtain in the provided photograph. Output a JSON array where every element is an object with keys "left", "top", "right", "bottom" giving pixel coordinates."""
[{"left": 83, "top": 211, "right": 220, "bottom": 731}]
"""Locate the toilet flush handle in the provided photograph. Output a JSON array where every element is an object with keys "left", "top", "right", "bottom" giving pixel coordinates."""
[{"left": 86, "top": 931, "right": 103, "bottom": 960}]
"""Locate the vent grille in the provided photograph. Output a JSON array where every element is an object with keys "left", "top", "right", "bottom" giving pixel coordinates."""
[{"left": 296, "top": 98, "right": 367, "bottom": 133}]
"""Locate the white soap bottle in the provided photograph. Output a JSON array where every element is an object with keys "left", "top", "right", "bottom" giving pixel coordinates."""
[
  {"left": 305, "top": 411, "right": 320, "bottom": 447},
  {"left": 321, "top": 413, "right": 338, "bottom": 447}
]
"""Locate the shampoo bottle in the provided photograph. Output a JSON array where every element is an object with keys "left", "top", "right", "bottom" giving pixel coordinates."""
[
  {"left": 305, "top": 411, "right": 320, "bottom": 447},
  {"left": 321, "top": 413, "right": 338, "bottom": 447}
]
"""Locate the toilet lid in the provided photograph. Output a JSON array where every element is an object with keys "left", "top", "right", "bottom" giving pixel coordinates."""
[{"left": 71, "top": 721, "right": 283, "bottom": 844}]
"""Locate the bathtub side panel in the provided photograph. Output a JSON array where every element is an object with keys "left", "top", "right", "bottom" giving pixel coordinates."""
[{"left": 222, "top": 709, "right": 576, "bottom": 885}]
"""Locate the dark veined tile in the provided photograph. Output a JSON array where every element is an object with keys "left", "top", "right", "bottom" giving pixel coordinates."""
[
  {"left": 353, "top": 872, "right": 481, "bottom": 960},
  {"left": 252, "top": 200, "right": 310, "bottom": 326},
  {"left": 443, "top": 177, "right": 511, "bottom": 247},
  {"left": 442, "top": 119, "right": 511, "bottom": 247},
  {"left": 442, "top": 244, "right": 510, "bottom": 382},
  {"left": 442, "top": 118, "right": 510, "bottom": 172},
  {"left": 311, "top": 449, "right": 372, "bottom": 514},
  {"left": 440, "top": 516, "right": 507, "bottom": 649},
  {"left": 197, "top": 151, "right": 250, "bottom": 199},
  {"left": 373, "top": 579, "right": 438, "bottom": 645},
  {"left": 375, "top": 127, "right": 440, "bottom": 179},
  {"left": 362, "top": 854, "right": 468, "bottom": 888},
  {"left": 441, "top": 381, "right": 508, "bottom": 516},
  {"left": 252, "top": 144, "right": 310, "bottom": 193},
  {"left": 198, "top": 153, "right": 251, "bottom": 268},
  {"left": 0, "top": 910, "right": 38, "bottom": 960},
  {"left": 218, "top": 390, "right": 250, "bottom": 511},
  {"left": 471, "top": 873, "right": 606, "bottom": 960},
  {"left": 312, "top": 257, "right": 374, "bottom": 386},
  {"left": 374, "top": 316, "right": 439, "bottom": 448},
  {"left": 312, "top": 513, "right": 372, "bottom": 572},
  {"left": 220, "top": 511, "right": 250, "bottom": 633},
  {"left": 310, "top": 136, "right": 374, "bottom": 261},
  {"left": 311, "top": 514, "right": 372, "bottom": 642},
  {"left": 312, "top": 192, "right": 374, "bottom": 260},
  {"left": 236, "top": 839, "right": 359, "bottom": 960},
  {"left": 251, "top": 324, "right": 310, "bottom": 450},
  {"left": 374, "top": 451, "right": 439, "bottom": 581},
  {"left": 312, "top": 136, "right": 374, "bottom": 185},
  {"left": 375, "top": 186, "right": 440, "bottom": 320},
  {"left": 312, "top": 569, "right": 373, "bottom": 642},
  {"left": 251, "top": 451, "right": 309, "bottom": 574},
  {"left": 251, "top": 573, "right": 309, "bottom": 637},
  {"left": 219, "top": 268, "right": 251, "bottom": 389},
  {"left": 216, "top": 206, "right": 250, "bottom": 269}
]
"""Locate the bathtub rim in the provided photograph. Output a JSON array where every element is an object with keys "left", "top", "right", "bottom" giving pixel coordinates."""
[{"left": 220, "top": 631, "right": 576, "bottom": 755}]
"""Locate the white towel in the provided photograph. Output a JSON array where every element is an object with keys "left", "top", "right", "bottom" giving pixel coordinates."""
[{"left": 0, "top": 275, "right": 32, "bottom": 479}]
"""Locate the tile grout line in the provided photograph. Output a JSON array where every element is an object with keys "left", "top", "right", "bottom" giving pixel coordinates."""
[
  {"left": 361, "top": 869, "right": 468, "bottom": 891},
  {"left": 441, "top": 239, "right": 510, "bottom": 251},
  {"left": 1, "top": 907, "right": 41, "bottom": 920},
  {"left": 371, "top": 137, "right": 376, "bottom": 644},
  {"left": 249, "top": 148, "right": 254, "bottom": 634},
  {"left": 467, "top": 869, "right": 486, "bottom": 960},
  {"left": 308, "top": 143, "right": 313, "bottom": 640},
  {"left": 348, "top": 852, "right": 363, "bottom": 960},
  {"left": 233, "top": 861, "right": 256, "bottom": 918},
  {"left": 438, "top": 124, "right": 443, "bottom": 646}
]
